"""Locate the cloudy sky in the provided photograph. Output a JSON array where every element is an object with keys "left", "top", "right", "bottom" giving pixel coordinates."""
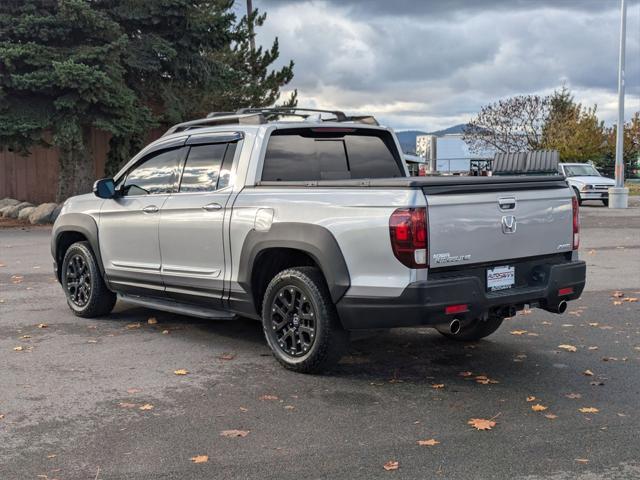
[{"left": 250, "top": 0, "right": 640, "bottom": 131}]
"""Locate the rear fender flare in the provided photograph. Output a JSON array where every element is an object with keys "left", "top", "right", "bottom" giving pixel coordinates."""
[{"left": 237, "top": 222, "right": 350, "bottom": 304}]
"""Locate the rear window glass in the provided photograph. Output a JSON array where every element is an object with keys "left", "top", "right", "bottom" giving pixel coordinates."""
[{"left": 261, "top": 128, "right": 403, "bottom": 181}]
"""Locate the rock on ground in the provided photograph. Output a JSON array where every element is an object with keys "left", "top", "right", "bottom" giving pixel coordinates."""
[
  {"left": 3, "top": 202, "right": 33, "bottom": 218},
  {"left": 29, "top": 202, "right": 58, "bottom": 224},
  {"left": 0, "top": 198, "right": 20, "bottom": 209},
  {"left": 17, "top": 206, "right": 36, "bottom": 220}
]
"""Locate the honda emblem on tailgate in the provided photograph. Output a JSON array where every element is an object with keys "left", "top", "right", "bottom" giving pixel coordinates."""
[{"left": 501, "top": 215, "right": 517, "bottom": 234}]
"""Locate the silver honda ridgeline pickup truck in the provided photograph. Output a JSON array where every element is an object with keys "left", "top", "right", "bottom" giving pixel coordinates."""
[{"left": 52, "top": 108, "right": 586, "bottom": 373}]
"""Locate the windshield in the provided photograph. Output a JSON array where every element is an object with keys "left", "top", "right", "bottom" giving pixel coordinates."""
[{"left": 563, "top": 165, "right": 600, "bottom": 177}]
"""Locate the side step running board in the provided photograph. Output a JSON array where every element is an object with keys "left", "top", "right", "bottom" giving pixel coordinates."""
[{"left": 118, "top": 293, "right": 236, "bottom": 320}]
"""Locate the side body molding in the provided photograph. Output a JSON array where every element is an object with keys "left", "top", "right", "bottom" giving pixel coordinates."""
[
  {"left": 236, "top": 222, "right": 351, "bottom": 304},
  {"left": 51, "top": 213, "right": 105, "bottom": 282}
]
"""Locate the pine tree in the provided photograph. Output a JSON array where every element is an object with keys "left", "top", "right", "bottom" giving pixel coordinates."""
[
  {"left": 0, "top": 0, "right": 151, "bottom": 201},
  {"left": 99, "top": 0, "right": 296, "bottom": 174}
]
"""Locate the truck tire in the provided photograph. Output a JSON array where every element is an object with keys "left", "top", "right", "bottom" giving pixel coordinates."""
[
  {"left": 61, "top": 241, "right": 116, "bottom": 318},
  {"left": 602, "top": 199, "right": 609, "bottom": 207},
  {"left": 435, "top": 317, "right": 504, "bottom": 342},
  {"left": 262, "top": 267, "right": 349, "bottom": 373}
]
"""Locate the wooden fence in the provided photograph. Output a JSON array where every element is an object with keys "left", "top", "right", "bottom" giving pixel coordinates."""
[{"left": 0, "top": 128, "right": 162, "bottom": 204}]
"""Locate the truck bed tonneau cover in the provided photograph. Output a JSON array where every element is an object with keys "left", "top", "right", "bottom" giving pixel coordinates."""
[{"left": 256, "top": 175, "right": 568, "bottom": 194}]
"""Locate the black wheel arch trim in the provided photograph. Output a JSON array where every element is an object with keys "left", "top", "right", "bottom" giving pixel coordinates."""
[
  {"left": 52, "top": 213, "right": 106, "bottom": 284},
  {"left": 236, "top": 222, "right": 351, "bottom": 307}
]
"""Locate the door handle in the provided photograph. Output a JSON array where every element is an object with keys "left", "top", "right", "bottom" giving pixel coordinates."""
[
  {"left": 142, "top": 205, "right": 159, "bottom": 213},
  {"left": 202, "top": 203, "right": 222, "bottom": 211}
]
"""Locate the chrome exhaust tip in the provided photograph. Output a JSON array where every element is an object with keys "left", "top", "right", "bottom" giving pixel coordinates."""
[
  {"left": 543, "top": 300, "right": 568, "bottom": 314},
  {"left": 557, "top": 300, "right": 567, "bottom": 314},
  {"left": 449, "top": 318, "right": 462, "bottom": 335}
]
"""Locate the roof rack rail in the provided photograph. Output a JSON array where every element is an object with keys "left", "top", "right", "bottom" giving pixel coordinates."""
[
  {"left": 237, "top": 107, "right": 379, "bottom": 125},
  {"left": 162, "top": 107, "right": 379, "bottom": 137},
  {"left": 162, "top": 113, "right": 265, "bottom": 136}
]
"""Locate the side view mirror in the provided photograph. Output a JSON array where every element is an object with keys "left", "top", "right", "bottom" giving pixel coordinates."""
[{"left": 93, "top": 178, "right": 116, "bottom": 199}]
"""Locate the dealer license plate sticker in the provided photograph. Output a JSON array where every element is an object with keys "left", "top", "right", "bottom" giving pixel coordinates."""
[{"left": 487, "top": 265, "right": 515, "bottom": 292}]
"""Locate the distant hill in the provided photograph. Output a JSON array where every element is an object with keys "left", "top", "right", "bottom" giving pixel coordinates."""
[{"left": 396, "top": 124, "right": 468, "bottom": 154}]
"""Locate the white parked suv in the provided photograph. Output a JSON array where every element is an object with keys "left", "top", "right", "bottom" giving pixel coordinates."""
[
  {"left": 559, "top": 163, "right": 615, "bottom": 206},
  {"left": 51, "top": 108, "right": 586, "bottom": 372}
]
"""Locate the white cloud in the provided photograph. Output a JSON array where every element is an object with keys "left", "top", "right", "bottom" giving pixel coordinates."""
[{"left": 255, "top": 0, "right": 640, "bottom": 131}]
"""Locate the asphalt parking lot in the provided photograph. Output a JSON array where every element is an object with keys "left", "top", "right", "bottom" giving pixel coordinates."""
[{"left": 1, "top": 199, "right": 639, "bottom": 480}]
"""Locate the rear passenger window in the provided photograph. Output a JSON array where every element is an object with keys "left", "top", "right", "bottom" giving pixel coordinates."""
[
  {"left": 179, "top": 143, "right": 231, "bottom": 193},
  {"left": 261, "top": 128, "right": 403, "bottom": 181}
]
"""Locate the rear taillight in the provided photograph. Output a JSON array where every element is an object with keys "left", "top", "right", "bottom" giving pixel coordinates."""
[
  {"left": 389, "top": 207, "right": 428, "bottom": 268},
  {"left": 572, "top": 196, "right": 580, "bottom": 249}
]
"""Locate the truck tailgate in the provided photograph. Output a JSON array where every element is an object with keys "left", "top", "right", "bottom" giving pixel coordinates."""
[{"left": 426, "top": 186, "right": 573, "bottom": 268}]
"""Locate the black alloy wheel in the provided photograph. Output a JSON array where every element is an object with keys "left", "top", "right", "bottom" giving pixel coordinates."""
[
  {"left": 269, "top": 284, "right": 317, "bottom": 357},
  {"left": 261, "top": 267, "right": 349, "bottom": 373},
  {"left": 61, "top": 241, "right": 116, "bottom": 317},
  {"left": 65, "top": 253, "right": 91, "bottom": 307}
]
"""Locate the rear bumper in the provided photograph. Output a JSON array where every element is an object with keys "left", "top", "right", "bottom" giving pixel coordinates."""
[{"left": 336, "top": 260, "right": 586, "bottom": 330}]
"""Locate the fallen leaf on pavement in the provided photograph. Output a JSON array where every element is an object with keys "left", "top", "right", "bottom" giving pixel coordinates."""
[
  {"left": 37, "top": 323, "right": 48, "bottom": 329},
  {"left": 625, "top": 297, "right": 638, "bottom": 303},
  {"left": 468, "top": 418, "right": 496, "bottom": 430},
  {"left": 612, "top": 291, "right": 624, "bottom": 298},
  {"left": 21, "top": 335, "right": 31, "bottom": 339},
  {"left": 13, "top": 346, "right": 23, "bottom": 351},
  {"left": 558, "top": 344, "right": 577, "bottom": 352},
  {"left": 526, "top": 396, "right": 536, "bottom": 402},
  {"left": 174, "top": 369, "right": 189, "bottom": 375},
  {"left": 190, "top": 455, "right": 208, "bottom": 464},
  {"left": 239, "top": 407, "right": 249, "bottom": 412},
  {"left": 475, "top": 376, "right": 499, "bottom": 385},
  {"left": 118, "top": 402, "right": 137, "bottom": 409},
  {"left": 220, "top": 429, "right": 249, "bottom": 438},
  {"left": 588, "top": 346, "right": 598, "bottom": 350},
  {"left": 139, "top": 404, "right": 154, "bottom": 411},
  {"left": 162, "top": 330, "right": 169, "bottom": 334},
  {"left": 565, "top": 393, "right": 582, "bottom": 399},
  {"left": 510, "top": 330, "right": 527, "bottom": 335},
  {"left": 11, "top": 275, "right": 23, "bottom": 284},
  {"left": 126, "top": 323, "right": 141, "bottom": 329},
  {"left": 544, "top": 413, "right": 558, "bottom": 419},
  {"left": 613, "top": 301, "right": 623, "bottom": 305},
  {"left": 579, "top": 407, "right": 599, "bottom": 414},
  {"left": 531, "top": 404, "right": 548, "bottom": 412},
  {"left": 431, "top": 384, "right": 444, "bottom": 389},
  {"left": 458, "top": 371, "right": 473, "bottom": 377},
  {"left": 218, "top": 353, "right": 236, "bottom": 361},
  {"left": 383, "top": 460, "right": 399, "bottom": 471},
  {"left": 0, "top": 414, "right": 4, "bottom": 420},
  {"left": 588, "top": 322, "right": 599, "bottom": 327},
  {"left": 583, "top": 370, "right": 594, "bottom": 376},
  {"left": 259, "top": 395, "right": 279, "bottom": 401},
  {"left": 575, "top": 458, "right": 589, "bottom": 464},
  {"left": 147, "top": 317, "right": 158, "bottom": 325},
  {"left": 417, "top": 439, "right": 440, "bottom": 446}
]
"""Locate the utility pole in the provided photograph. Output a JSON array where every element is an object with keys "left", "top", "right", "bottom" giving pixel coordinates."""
[
  {"left": 610, "top": 0, "right": 628, "bottom": 208},
  {"left": 247, "top": 0, "right": 256, "bottom": 52}
]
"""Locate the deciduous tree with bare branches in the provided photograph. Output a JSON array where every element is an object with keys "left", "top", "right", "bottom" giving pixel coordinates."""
[{"left": 463, "top": 95, "right": 550, "bottom": 154}]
